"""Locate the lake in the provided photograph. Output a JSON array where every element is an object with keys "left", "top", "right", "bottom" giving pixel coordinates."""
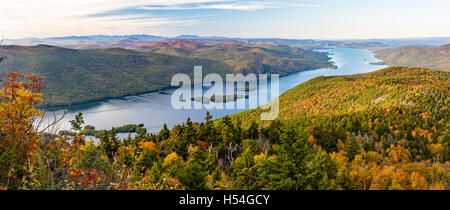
[{"left": 43, "top": 48, "right": 387, "bottom": 138}]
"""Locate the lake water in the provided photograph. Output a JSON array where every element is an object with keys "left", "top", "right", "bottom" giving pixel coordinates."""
[{"left": 43, "top": 48, "right": 387, "bottom": 138}]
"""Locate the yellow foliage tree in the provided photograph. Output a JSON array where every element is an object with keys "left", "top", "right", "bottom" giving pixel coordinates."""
[{"left": 0, "top": 72, "right": 44, "bottom": 185}]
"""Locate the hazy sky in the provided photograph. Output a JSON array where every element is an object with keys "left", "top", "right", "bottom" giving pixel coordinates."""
[{"left": 1, "top": 0, "right": 449, "bottom": 39}]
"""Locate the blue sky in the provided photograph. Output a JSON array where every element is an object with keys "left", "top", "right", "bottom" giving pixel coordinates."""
[{"left": 1, "top": 0, "right": 450, "bottom": 39}]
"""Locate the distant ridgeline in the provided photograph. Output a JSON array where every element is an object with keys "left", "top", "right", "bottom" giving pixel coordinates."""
[
  {"left": 0, "top": 42, "right": 334, "bottom": 106},
  {"left": 374, "top": 44, "right": 450, "bottom": 72}
]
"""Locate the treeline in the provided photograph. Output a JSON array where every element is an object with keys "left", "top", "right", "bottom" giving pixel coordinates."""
[{"left": 58, "top": 120, "right": 147, "bottom": 138}]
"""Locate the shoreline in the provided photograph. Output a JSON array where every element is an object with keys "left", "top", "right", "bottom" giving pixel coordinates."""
[
  {"left": 43, "top": 63, "right": 336, "bottom": 110},
  {"left": 43, "top": 85, "right": 177, "bottom": 110}
]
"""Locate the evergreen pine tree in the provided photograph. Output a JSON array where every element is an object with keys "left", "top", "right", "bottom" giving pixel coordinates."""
[
  {"left": 345, "top": 134, "right": 361, "bottom": 160},
  {"left": 179, "top": 162, "right": 207, "bottom": 190}
]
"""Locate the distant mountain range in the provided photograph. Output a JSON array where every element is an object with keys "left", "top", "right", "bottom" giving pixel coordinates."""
[
  {"left": 5, "top": 35, "right": 450, "bottom": 49},
  {"left": 3, "top": 35, "right": 327, "bottom": 48},
  {"left": 0, "top": 42, "right": 333, "bottom": 106},
  {"left": 374, "top": 44, "right": 450, "bottom": 71}
]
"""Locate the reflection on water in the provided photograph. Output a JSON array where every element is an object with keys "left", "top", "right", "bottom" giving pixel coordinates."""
[{"left": 46, "top": 48, "right": 387, "bottom": 136}]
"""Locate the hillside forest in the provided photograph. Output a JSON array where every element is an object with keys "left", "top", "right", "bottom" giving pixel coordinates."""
[
  {"left": 0, "top": 42, "right": 333, "bottom": 106},
  {"left": 0, "top": 66, "right": 448, "bottom": 190}
]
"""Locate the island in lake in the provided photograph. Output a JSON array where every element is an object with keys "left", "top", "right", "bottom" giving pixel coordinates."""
[{"left": 191, "top": 94, "right": 250, "bottom": 103}]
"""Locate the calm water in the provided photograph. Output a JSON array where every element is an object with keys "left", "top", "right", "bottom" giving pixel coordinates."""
[{"left": 43, "top": 48, "right": 387, "bottom": 138}]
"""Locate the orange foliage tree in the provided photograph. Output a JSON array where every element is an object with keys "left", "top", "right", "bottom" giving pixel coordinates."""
[{"left": 0, "top": 72, "right": 44, "bottom": 186}]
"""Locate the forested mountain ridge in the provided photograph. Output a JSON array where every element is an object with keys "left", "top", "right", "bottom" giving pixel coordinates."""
[
  {"left": 0, "top": 44, "right": 333, "bottom": 106},
  {"left": 136, "top": 40, "right": 334, "bottom": 74},
  {"left": 233, "top": 66, "right": 449, "bottom": 124},
  {"left": 0, "top": 44, "right": 228, "bottom": 106},
  {"left": 232, "top": 66, "right": 449, "bottom": 155},
  {"left": 219, "top": 66, "right": 448, "bottom": 189},
  {"left": 374, "top": 44, "right": 450, "bottom": 71}
]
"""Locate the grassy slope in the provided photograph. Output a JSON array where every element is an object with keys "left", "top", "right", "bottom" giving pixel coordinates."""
[
  {"left": 0, "top": 44, "right": 332, "bottom": 106},
  {"left": 375, "top": 44, "right": 450, "bottom": 71}
]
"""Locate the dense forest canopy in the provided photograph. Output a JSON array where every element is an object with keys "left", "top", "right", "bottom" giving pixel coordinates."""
[{"left": 0, "top": 66, "right": 448, "bottom": 190}]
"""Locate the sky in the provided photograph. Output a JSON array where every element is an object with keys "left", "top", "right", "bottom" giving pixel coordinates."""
[{"left": 1, "top": 0, "right": 450, "bottom": 40}]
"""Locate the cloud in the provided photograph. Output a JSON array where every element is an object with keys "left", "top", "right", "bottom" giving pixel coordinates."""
[
  {"left": 0, "top": 0, "right": 222, "bottom": 38},
  {"left": 139, "top": 1, "right": 319, "bottom": 11},
  {"left": 0, "top": 0, "right": 319, "bottom": 38},
  {"left": 140, "top": 1, "right": 276, "bottom": 11},
  {"left": 0, "top": 0, "right": 232, "bottom": 20}
]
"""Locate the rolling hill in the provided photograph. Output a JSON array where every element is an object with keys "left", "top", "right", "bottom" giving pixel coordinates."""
[
  {"left": 0, "top": 43, "right": 333, "bottom": 106},
  {"left": 231, "top": 66, "right": 449, "bottom": 158},
  {"left": 375, "top": 44, "right": 450, "bottom": 71},
  {"left": 232, "top": 66, "right": 449, "bottom": 134}
]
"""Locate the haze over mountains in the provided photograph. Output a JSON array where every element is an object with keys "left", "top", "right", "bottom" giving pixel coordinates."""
[
  {"left": 5, "top": 35, "right": 450, "bottom": 49},
  {"left": 3, "top": 35, "right": 329, "bottom": 49}
]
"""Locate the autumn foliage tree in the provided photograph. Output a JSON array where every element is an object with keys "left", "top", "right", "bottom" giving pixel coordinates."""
[{"left": 0, "top": 72, "right": 44, "bottom": 187}]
